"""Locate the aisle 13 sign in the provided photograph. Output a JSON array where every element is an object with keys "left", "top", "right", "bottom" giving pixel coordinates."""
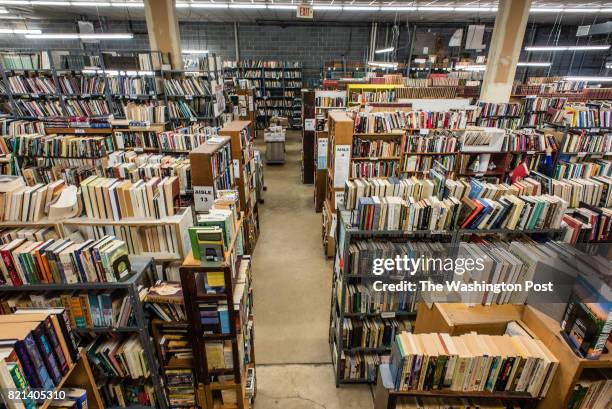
[{"left": 297, "top": 4, "right": 313, "bottom": 19}]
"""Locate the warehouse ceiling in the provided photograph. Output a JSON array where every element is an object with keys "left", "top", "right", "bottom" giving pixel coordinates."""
[{"left": 1, "top": 1, "right": 611, "bottom": 24}]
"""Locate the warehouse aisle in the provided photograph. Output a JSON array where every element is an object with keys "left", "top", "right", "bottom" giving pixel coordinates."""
[{"left": 251, "top": 131, "right": 373, "bottom": 408}]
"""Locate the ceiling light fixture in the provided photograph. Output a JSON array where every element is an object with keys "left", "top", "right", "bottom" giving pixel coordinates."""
[
  {"left": 228, "top": 4, "right": 266, "bottom": 9},
  {"left": 456, "top": 64, "right": 487, "bottom": 71},
  {"left": 31, "top": 1, "right": 70, "bottom": 4},
  {"left": 380, "top": 6, "right": 417, "bottom": 11},
  {"left": 182, "top": 49, "right": 209, "bottom": 54},
  {"left": 368, "top": 61, "right": 398, "bottom": 68},
  {"left": 26, "top": 33, "right": 133, "bottom": 39},
  {"left": 525, "top": 45, "right": 611, "bottom": 51},
  {"left": 268, "top": 5, "right": 297, "bottom": 10},
  {"left": 72, "top": 2, "right": 112, "bottom": 6},
  {"left": 110, "top": 2, "right": 144, "bottom": 7},
  {"left": 344, "top": 6, "right": 378, "bottom": 11},
  {"left": 517, "top": 62, "right": 552, "bottom": 67},
  {"left": 312, "top": 5, "right": 342, "bottom": 10},
  {"left": 564, "top": 76, "right": 612, "bottom": 82},
  {"left": 189, "top": 3, "right": 228, "bottom": 8},
  {"left": 0, "top": 28, "right": 42, "bottom": 34},
  {"left": 375, "top": 47, "right": 394, "bottom": 54}
]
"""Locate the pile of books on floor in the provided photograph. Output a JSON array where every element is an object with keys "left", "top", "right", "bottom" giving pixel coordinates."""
[
  {"left": 0, "top": 235, "right": 131, "bottom": 285},
  {"left": 390, "top": 332, "right": 558, "bottom": 398}
]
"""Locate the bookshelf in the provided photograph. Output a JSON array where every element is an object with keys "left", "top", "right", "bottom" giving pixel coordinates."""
[
  {"left": 302, "top": 90, "right": 316, "bottom": 184},
  {"left": 61, "top": 207, "right": 193, "bottom": 262},
  {"left": 219, "top": 120, "right": 259, "bottom": 254},
  {"left": 0, "top": 256, "right": 168, "bottom": 409},
  {"left": 189, "top": 136, "right": 235, "bottom": 211},
  {"left": 224, "top": 60, "right": 303, "bottom": 129},
  {"left": 346, "top": 84, "right": 401, "bottom": 107},
  {"left": 0, "top": 49, "right": 168, "bottom": 122},
  {"left": 330, "top": 209, "right": 567, "bottom": 386},
  {"left": 179, "top": 218, "right": 256, "bottom": 409},
  {"left": 413, "top": 303, "right": 612, "bottom": 409}
]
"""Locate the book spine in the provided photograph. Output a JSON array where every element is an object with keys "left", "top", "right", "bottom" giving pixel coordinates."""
[
  {"left": 44, "top": 316, "right": 69, "bottom": 374},
  {"left": 13, "top": 340, "right": 42, "bottom": 389},
  {"left": 33, "top": 326, "right": 62, "bottom": 385},
  {"left": 23, "top": 333, "right": 54, "bottom": 389}
]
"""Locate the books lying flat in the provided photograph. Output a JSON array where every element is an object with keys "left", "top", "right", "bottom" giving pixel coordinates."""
[
  {"left": 144, "top": 281, "right": 186, "bottom": 322},
  {"left": 390, "top": 332, "right": 559, "bottom": 398}
]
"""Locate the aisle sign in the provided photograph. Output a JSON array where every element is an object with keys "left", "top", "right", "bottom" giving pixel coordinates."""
[
  {"left": 297, "top": 4, "right": 313, "bottom": 19},
  {"left": 194, "top": 186, "right": 214, "bottom": 211}
]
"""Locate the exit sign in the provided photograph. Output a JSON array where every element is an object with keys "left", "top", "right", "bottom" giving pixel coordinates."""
[{"left": 297, "top": 4, "right": 313, "bottom": 19}]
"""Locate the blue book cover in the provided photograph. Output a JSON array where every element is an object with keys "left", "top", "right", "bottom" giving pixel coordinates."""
[
  {"left": 14, "top": 339, "right": 42, "bottom": 389},
  {"left": 88, "top": 294, "right": 102, "bottom": 327},
  {"left": 24, "top": 333, "right": 54, "bottom": 389},
  {"left": 99, "top": 294, "right": 113, "bottom": 327},
  {"left": 219, "top": 308, "right": 230, "bottom": 334},
  {"left": 33, "top": 325, "right": 62, "bottom": 385}
]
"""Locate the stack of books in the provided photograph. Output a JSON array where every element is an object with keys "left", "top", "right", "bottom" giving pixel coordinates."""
[
  {"left": 164, "top": 77, "right": 210, "bottom": 96},
  {"left": 6, "top": 133, "right": 113, "bottom": 158},
  {"left": 144, "top": 281, "right": 186, "bottom": 322},
  {"left": 57, "top": 75, "right": 106, "bottom": 95},
  {"left": 7, "top": 75, "right": 57, "bottom": 95},
  {"left": 389, "top": 332, "right": 559, "bottom": 398},
  {"left": 403, "top": 130, "right": 458, "bottom": 153},
  {"left": 99, "top": 381, "right": 156, "bottom": 408},
  {"left": 86, "top": 334, "right": 150, "bottom": 378},
  {"left": 342, "top": 317, "right": 412, "bottom": 350},
  {"left": 64, "top": 99, "right": 111, "bottom": 117}
]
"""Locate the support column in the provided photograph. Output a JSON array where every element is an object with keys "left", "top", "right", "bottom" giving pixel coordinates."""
[
  {"left": 479, "top": 0, "right": 532, "bottom": 102},
  {"left": 144, "top": 0, "right": 183, "bottom": 69}
]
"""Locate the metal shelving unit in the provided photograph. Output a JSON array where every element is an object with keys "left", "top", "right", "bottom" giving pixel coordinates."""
[
  {"left": 0, "top": 256, "right": 169, "bottom": 409},
  {"left": 330, "top": 206, "right": 566, "bottom": 386}
]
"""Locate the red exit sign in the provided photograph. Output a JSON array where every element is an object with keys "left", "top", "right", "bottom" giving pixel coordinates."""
[{"left": 297, "top": 4, "right": 313, "bottom": 19}]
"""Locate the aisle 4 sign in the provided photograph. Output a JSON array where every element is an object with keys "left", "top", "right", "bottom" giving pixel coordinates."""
[{"left": 297, "top": 4, "right": 313, "bottom": 19}]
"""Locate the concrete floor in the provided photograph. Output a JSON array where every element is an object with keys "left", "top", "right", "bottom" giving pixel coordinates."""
[{"left": 251, "top": 131, "right": 373, "bottom": 408}]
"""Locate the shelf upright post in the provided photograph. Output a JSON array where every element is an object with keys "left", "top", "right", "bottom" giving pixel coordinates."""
[
  {"left": 98, "top": 50, "right": 116, "bottom": 119},
  {"left": 0, "top": 54, "right": 19, "bottom": 117},
  {"left": 47, "top": 49, "right": 68, "bottom": 117},
  {"left": 128, "top": 263, "right": 169, "bottom": 409}
]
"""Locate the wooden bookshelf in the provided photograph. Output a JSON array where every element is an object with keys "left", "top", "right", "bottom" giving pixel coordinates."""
[
  {"left": 219, "top": 120, "right": 259, "bottom": 254},
  {"left": 179, "top": 219, "right": 255, "bottom": 409},
  {"left": 190, "top": 136, "right": 235, "bottom": 211},
  {"left": 414, "top": 303, "right": 612, "bottom": 409}
]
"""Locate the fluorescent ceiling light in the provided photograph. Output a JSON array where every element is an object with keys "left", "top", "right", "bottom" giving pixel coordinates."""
[
  {"left": 413, "top": 58, "right": 427, "bottom": 64},
  {"left": 110, "top": 2, "right": 144, "bottom": 7},
  {"left": 31, "top": 1, "right": 69, "bottom": 4},
  {"left": 0, "top": 1, "right": 30, "bottom": 4},
  {"left": 418, "top": 7, "right": 454, "bottom": 12},
  {"left": 456, "top": 64, "right": 487, "bottom": 71},
  {"left": 189, "top": 3, "right": 228, "bottom": 8},
  {"left": 454, "top": 7, "right": 497, "bottom": 12},
  {"left": 176, "top": 2, "right": 188, "bottom": 7},
  {"left": 375, "top": 47, "right": 394, "bottom": 54},
  {"left": 268, "top": 5, "right": 296, "bottom": 10},
  {"left": 530, "top": 8, "right": 563, "bottom": 13},
  {"left": 381, "top": 6, "right": 416, "bottom": 11},
  {"left": 368, "top": 61, "right": 398, "bottom": 68},
  {"left": 182, "top": 49, "right": 209, "bottom": 54},
  {"left": 26, "top": 33, "right": 133, "bottom": 39},
  {"left": 564, "top": 76, "right": 612, "bottom": 82},
  {"left": 229, "top": 4, "right": 266, "bottom": 8},
  {"left": 72, "top": 2, "right": 112, "bottom": 6},
  {"left": 313, "top": 5, "right": 342, "bottom": 10},
  {"left": 517, "top": 62, "right": 552, "bottom": 67},
  {"left": 0, "top": 6, "right": 8, "bottom": 12},
  {"left": 606, "top": 63, "right": 612, "bottom": 69},
  {"left": 0, "top": 28, "right": 42, "bottom": 34},
  {"left": 525, "top": 45, "right": 610, "bottom": 51},
  {"left": 344, "top": 6, "right": 377, "bottom": 11}
]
